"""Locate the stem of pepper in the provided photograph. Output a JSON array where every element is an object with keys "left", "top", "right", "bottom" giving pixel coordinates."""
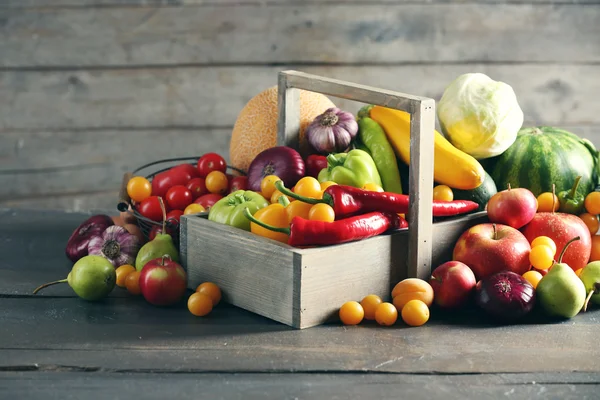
[
  {"left": 568, "top": 176, "right": 582, "bottom": 199},
  {"left": 242, "top": 207, "right": 290, "bottom": 235},
  {"left": 274, "top": 180, "right": 329, "bottom": 206}
]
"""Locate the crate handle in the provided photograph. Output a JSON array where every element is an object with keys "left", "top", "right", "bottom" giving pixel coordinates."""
[
  {"left": 117, "top": 172, "right": 133, "bottom": 212},
  {"left": 277, "top": 70, "right": 435, "bottom": 280}
]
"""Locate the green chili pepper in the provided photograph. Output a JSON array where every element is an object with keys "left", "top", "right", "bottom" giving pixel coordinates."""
[
  {"left": 358, "top": 117, "right": 403, "bottom": 194},
  {"left": 317, "top": 149, "right": 382, "bottom": 189},
  {"left": 558, "top": 176, "right": 585, "bottom": 215},
  {"left": 208, "top": 190, "right": 269, "bottom": 231}
]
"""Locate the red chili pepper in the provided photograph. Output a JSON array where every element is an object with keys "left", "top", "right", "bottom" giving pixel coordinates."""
[
  {"left": 243, "top": 208, "right": 407, "bottom": 247},
  {"left": 274, "top": 181, "right": 479, "bottom": 219}
]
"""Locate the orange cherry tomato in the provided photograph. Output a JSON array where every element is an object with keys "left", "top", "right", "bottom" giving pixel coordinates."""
[
  {"left": 589, "top": 235, "right": 600, "bottom": 262},
  {"left": 308, "top": 203, "right": 335, "bottom": 222},
  {"left": 127, "top": 176, "right": 152, "bottom": 203},
  {"left": 188, "top": 293, "right": 213, "bottom": 316},
  {"left": 205, "top": 171, "right": 229, "bottom": 195},
  {"left": 294, "top": 177, "right": 322, "bottom": 199},
  {"left": 536, "top": 192, "right": 559, "bottom": 213},
  {"left": 183, "top": 203, "right": 206, "bottom": 215},
  {"left": 260, "top": 175, "right": 281, "bottom": 199},
  {"left": 375, "top": 302, "right": 398, "bottom": 326},
  {"left": 285, "top": 200, "right": 313, "bottom": 223},
  {"left": 115, "top": 264, "right": 136, "bottom": 288},
  {"left": 579, "top": 212, "right": 599, "bottom": 235},
  {"left": 339, "top": 301, "right": 364, "bottom": 325},
  {"left": 195, "top": 282, "right": 222, "bottom": 306},
  {"left": 125, "top": 271, "right": 142, "bottom": 295},
  {"left": 585, "top": 191, "right": 600, "bottom": 215},
  {"left": 360, "top": 294, "right": 383, "bottom": 321},
  {"left": 401, "top": 299, "right": 430, "bottom": 327}
]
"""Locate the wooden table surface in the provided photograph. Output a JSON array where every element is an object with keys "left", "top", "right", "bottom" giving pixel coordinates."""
[{"left": 1, "top": 208, "right": 599, "bottom": 400}]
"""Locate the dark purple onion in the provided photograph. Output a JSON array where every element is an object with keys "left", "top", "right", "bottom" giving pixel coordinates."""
[
  {"left": 246, "top": 146, "right": 305, "bottom": 192},
  {"left": 65, "top": 214, "right": 114, "bottom": 263},
  {"left": 475, "top": 271, "right": 536, "bottom": 321}
]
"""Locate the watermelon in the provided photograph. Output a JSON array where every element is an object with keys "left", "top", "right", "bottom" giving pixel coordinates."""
[
  {"left": 452, "top": 171, "right": 497, "bottom": 211},
  {"left": 490, "top": 127, "right": 598, "bottom": 198}
]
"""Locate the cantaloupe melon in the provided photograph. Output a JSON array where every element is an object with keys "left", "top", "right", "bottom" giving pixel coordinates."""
[{"left": 229, "top": 86, "right": 336, "bottom": 172}]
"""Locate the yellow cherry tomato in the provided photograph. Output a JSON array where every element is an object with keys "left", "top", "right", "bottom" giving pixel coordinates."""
[
  {"left": 205, "top": 171, "right": 229, "bottom": 195},
  {"left": 294, "top": 177, "right": 322, "bottom": 199},
  {"left": 127, "top": 176, "right": 152, "bottom": 203},
  {"left": 362, "top": 183, "right": 384, "bottom": 192},
  {"left": 183, "top": 203, "right": 206, "bottom": 215},
  {"left": 195, "top": 282, "right": 222, "bottom": 306},
  {"left": 530, "top": 236, "right": 557, "bottom": 256},
  {"left": 249, "top": 203, "right": 289, "bottom": 244},
  {"left": 285, "top": 200, "right": 313, "bottom": 223},
  {"left": 433, "top": 185, "right": 453, "bottom": 201},
  {"left": 115, "top": 264, "right": 136, "bottom": 288},
  {"left": 260, "top": 175, "right": 281, "bottom": 200},
  {"left": 584, "top": 191, "right": 600, "bottom": 215},
  {"left": 308, "top": 203, "right": 335, "bottom": 222},
  {"left": 375, "top": 302, "right": 398, "bottom": 326},
  {"left": 360, "top": 294, "right": 383, "bottom": 321},
  {"left": 339, "top": 301, "right": 364, "bottom": 325},
  {"left": 188, "top": 293, "right": 213, "bottom": 317},
  {"left": 401, "top": 299, "right": 430, "bottom": 327},
  {"left": 536, "top": 192, "right": 559, "bottom": 212},
  {"left": 522, "top": 270, "right": 543, "bottom": 289}
]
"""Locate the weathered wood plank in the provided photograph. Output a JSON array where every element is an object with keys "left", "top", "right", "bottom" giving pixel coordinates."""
[
  {"left": 1, "top": 296, "right": 600, "bottom": 373},
  {"left": 0, "top": 128, "right": 231, "bottom": 201},
  {"left": 1, "top": 65, "right": 599, "bottom": 131},
  {"left": 4, "top": 0, "right": 600, "bottom": 7},
  {"left": 0, "top": 371, "right": 598, "bottom": 400},
  {"left": 2, "top": 124, "right": 600, "bottom": 212},
  {"left": 1, "top": 4, "right": 598, "bottom": 66}
]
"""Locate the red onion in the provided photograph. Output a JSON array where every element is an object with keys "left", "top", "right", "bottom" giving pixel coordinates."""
[
  {"left": 475, "top": 271, "right": 536, "bottom": 322},
  {"left": 88, "top": 225, "right": 140, "bottom": 268},
  {"left": 65, "top": 214, "right": 114, "bottom": 263},
  {"left": 247, "top": 146, "right": 305, "bottom": 192},
  {"left": 306, "top": 107, "right": 358, "bottom": 154}
]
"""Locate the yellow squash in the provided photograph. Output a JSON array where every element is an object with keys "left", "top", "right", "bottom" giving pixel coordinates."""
[{"left": 369, "top": 106, "right": 485, "bottom": 190}]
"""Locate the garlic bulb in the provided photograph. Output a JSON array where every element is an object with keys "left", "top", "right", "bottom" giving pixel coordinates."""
[
  {"left": 88, "top": 225, "right": 140, "bottom": 267},
  {"left": 306, "top": 107, "right": 358, "bottom": 154}
]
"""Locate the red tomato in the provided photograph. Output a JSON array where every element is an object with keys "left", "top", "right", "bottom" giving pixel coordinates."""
[
  {"left": 229, "top": 176, "right": 248, "bottom": 193},
  {"left": 166, "top": 209, "right": 184, "bottom": 224},
  {"left": 197, "top": 153, "right": 227, "bottom": 178},
  {"left": 170, "top": 163, "right": 200, "bottom": 181},
  {"left": 305, "top": 155, "right": 328, "bottom": 179},
  {"left": 137, "top": 196, "right": 164, "bottom": 222},
  {"left": 193, "top": 193, "right": 224, "bottom": 211},
  {"left": 165, "top": 185, "right": 193, "bottom": 210},
  {"left": 186, "top": 177, "right": 208, "bottom": 200},
  {"left": 152, "top": 171, "right": 188, "bottom": 198}
]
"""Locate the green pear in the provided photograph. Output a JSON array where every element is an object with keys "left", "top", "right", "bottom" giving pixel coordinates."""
[
  {"left": 579, "top": 261, "right": 600, "bottom": 312},
  {"left": 135, "top": 232, "right": 179, "bottom": 271},
  {"left": 536, "top": 236, "right": 587, "bottom": 319},
  {"left": 135, "top": 198, "right": 179, "bottom": 271}
]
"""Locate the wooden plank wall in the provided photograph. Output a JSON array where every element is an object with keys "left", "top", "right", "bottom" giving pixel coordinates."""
[{"left": 1, "top": 0, "right": 599, "bottom": 212}]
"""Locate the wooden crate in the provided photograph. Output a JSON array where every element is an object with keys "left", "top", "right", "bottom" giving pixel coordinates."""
[{"left": 181, "top": 70, "right": 487, "bottom": 329}]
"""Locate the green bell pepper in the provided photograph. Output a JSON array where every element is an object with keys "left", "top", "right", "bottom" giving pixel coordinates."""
[
  {"left": 558, "top": 176, "right": 585, "bottom": 215},
  {"left": 317, "top": 149, "right": 382, "bottom": 188},
  {"left": 208, "top": 190, "right": 269, "bottom": 231}
]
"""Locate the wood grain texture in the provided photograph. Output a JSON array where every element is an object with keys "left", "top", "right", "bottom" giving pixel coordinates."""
[
  {"left": 0, "top": 128, "right": 231, "bottom": 201},
  {"left": 2, "top": 65, "right": 599, "bottom": 131},
  {"left": 0, "top": 371, "right": 598, "bottom": 400},
  {"left": 1, "top": 4, "right": 599, "bottom": 66}
]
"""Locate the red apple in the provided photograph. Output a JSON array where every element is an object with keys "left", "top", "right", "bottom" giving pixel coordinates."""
[
  {"left": 453, "top": 223, "right": 531, "bottom": 280},
  {"left": 429, "top": 261, "right": 477, "bottom": 309},
  {"left": 139, "top": 256, "right": 187, "bottom": 306},
  {"left": 486, "top": 186, "right": 537, "bottom": 229},
  {"left": 521, "top": 212, "right": 591, "bottom": 271}
]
